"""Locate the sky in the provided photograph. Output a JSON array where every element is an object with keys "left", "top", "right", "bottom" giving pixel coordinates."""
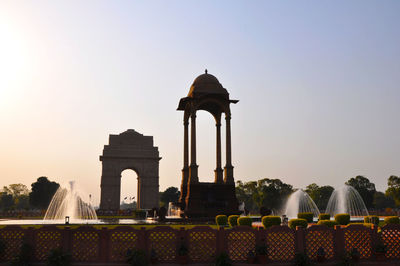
[{"left": 0, "top": 1, "right": 399, "bottom": 207}]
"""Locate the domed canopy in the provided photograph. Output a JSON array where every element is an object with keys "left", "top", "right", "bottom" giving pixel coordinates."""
[
  {"left": 177, "top": 70, "right": 238, "bottom": 112},
  {"left": 187, "top": 71, "right": 228, "bottom": 97}
]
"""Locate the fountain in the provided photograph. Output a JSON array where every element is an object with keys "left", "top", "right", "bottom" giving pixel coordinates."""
[
  {"left": 167, "top": 202, "right": 181, "bottom": 218},
  {"left": 326, "top": 184, "right": 369, "bottom": 217},
  {"left": 44, "top": 181, "right": 97, "bottom": 222},
  {"left": 284, "top": 189, "right": 320, "bottom": 218}
]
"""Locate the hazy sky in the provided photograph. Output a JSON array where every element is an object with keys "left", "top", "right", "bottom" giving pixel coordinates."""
[{"left": 1, "top": 1, "right": 399, "bottom": 206}]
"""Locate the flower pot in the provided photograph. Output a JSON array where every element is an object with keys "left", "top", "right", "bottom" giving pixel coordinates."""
[
  {"left": 257, "top": 254, "right": 268, "bottom": 264},
  {"left": 177, "top": 255, "right": 188, "bottom": 264}
]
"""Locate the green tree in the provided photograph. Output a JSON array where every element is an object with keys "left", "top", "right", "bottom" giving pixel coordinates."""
[
  {"left": 386, "top": 175, "right": 400, "bottom": 206},
  {"left": 0, "top": 192, "right": 14, "bottom": 211},
  {"left": 373, "top": 191, "right": 395, "bottom": 210},
  {"left": 1, "top": 184, "right": 30, "bottom": 210},
  {"left": 159, "top": 187, "right": 180, "bottom": 207},
  {"left": 236, "top": 181, "right": 258, "bottom": 211},
  {"left": 305, "top": 183, "right": 334, "bottom": 211},
  {"left": 29, "top": 177, "right": 60, "bottom": 209},
  {"left": 345, "top": 176, "right": 376, "bottom": 209},
  {"left": 2, "top": 184, "right": 29, "bottom": 197},
  {"left": 236, "top": 178, "right": 293, "bottom": 213},
  {"left": 258, "top": 178, "right": 293, "bottom": 211}
]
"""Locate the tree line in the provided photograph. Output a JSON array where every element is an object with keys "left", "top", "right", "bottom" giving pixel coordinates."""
[
  {"left": 0, "top": 177, "right": 59, "bottom": 211},
  {"left": 235, "top": 175, "right": 400, "bottom": 213}
]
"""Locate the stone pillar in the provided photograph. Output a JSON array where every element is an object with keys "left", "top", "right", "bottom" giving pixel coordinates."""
[
  {"left": 179, "top": 116, "right": 190, "bottom": 208},
  {"left": 214, "top": 117, "right": 223, "bottom": 183},
  {"left": 189, "top": 112, "right": 198, "bottom": 183},
  {"left": 224, "top": 114, "right": 234, "bottom": 184}
]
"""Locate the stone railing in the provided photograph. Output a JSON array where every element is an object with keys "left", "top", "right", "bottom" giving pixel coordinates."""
[{"left": 0, "top": 224, "right": 399, "bottom": 264}]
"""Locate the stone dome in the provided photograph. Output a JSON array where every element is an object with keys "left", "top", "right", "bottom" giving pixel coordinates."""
[{"left": 187, "top": 71, "right": 228, "bottom": 97}]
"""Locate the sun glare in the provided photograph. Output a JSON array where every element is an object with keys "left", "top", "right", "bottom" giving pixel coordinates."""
[{"left": 0, "top": 21, "right": 29, "bottom": 107}]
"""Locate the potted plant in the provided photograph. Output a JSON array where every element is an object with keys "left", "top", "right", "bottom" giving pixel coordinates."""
[
  {"left": 177, "top": 242, "right": 189, "bottom": 264},
  {"left": 126, "top": 249, "right": 147, "bottom": 266},
  {"left": 350, "top": 248, "right": 360, "bottom": 263},
  {"left": 46, "top": 248, "right": 72, "bottom": 266},
  {"left": 150, "top": 248, "right": 158, "bottom": 264},
  {"left": 214, "top": 252, "right": 232, "bottom": 266},
  {"left": 247, "top": 250, "right": 256, "bottom": 264},
  {"left": 316, "top": 247, "right": 325, "bottom": 262},
  {"left": 374, "top": 243, "right": 386, "bottom": 261},
  {"left": 255, "top": 244, "right": 268, "bottom": 264}
]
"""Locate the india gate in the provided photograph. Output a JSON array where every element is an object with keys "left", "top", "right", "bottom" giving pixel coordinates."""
[{"left": 177, "top": 70, "right": 239, "bottom": 217}]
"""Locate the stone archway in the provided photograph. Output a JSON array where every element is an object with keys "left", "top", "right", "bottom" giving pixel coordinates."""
[{"left": 99, "top": 129, "right": 161, "bottom": 211}]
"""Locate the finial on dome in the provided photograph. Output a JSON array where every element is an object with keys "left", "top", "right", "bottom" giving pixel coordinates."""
[{"left": 205, "top": 69, "right": 208, "bottom": 74}]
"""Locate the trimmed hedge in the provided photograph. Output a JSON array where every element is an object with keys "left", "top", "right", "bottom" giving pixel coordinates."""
[
  {"left": 228, "top": 215, "right": 239, "bottom": 227},
  {"left": 317, "top": 220, "right": 338, "bottom": 228},
  {"left": 261, "top": 216, "right": 281, "bottom": 228},
  {"left": 216, "top": 215, "right": 228, "bottom": 226},
  {"left": 298, "top": 212, "right": 314, "bottom": 223},
  {"left": 334, "top": 213, "right": 350, "bottom": 225},
  {"left": 318, "top": 213, "right": 330, "bottom": 221},
  {"left": 364, "top": 215, "right": 379, "bottom": 226},
  {"left": 384, "top": 216, "right": 399, "bottom": 225},
  {"left": 288, "top": 218, "right": 308, "bottom": 229},
  {"left": 348, "top": 222, "right": 374, "bottom": 228},
  {"left": 238, "top": 216, "right": 253, "bottom": 227}
]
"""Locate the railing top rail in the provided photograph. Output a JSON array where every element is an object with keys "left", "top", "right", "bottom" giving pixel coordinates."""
[
  {"left": 306, "top": 224, "right": 335, "bottom": 232},
  {"left": 71, "top": 225, "right": 100, "bottom": 232},
  {"left": 187, "top": 226, "right": 217, "bottom": 232},
  {"left": 228, "top": 225, "right": 256, "bottom": 232},
  {"left": 343, "top": 224, "right": 373, "bottom": 231},
  {"left": 266, "top": 225, "right": 295, "bottom": 233},
  {"left": 148, "top": 225, "right": 179, "bottom": 233},
  {"left": 0, "top": 225, "right": 26, "bottom": 231},
  {"left": 109, "top": 226, "right": 142, "bottom": 232},
  {"left": 381, "top": 223, "right": 400, "bottom": 230}
]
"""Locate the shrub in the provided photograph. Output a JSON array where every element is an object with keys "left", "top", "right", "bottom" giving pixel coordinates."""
[
  {"left": 384, "top": 216, "right": 399, "bottom": 225},
  {"left": 177, "top": 243, "right": 188, "bottom": 256},
  {"left": 348, "top": 222, "right": 373, "bottom": 228},
  {"left": 10, "top": 242, "right": 33, "bottom": 266},
  {"left": 126, "top": 249, "right": 147, "bottom": 266},
  {"left": 228, "top": 215, "right": 239, "bottom": 227},
  {"left": 288, "top": 218, "right": 308, "bottom": 229},
  {"left": 215, "top": 252, "right": 232, "bottom": 266},
  {"left": 317, "top": 220, "right": 338, "bottom": 228},
  {"left": 0, "top": 239, "right": 5, "bottom": 257},
  {"left": 255, "top": 244, "right": 268, "bottom": 255},
  {"left": 318, "top": 213, "right": 330, "bottom": 221},
  {"left": 334, "top": 213, "right": 350, "bottom": 225},
  {"left": 46, "top": 248, "right": 71, "bottom": 266},
  {"left": 238, "top": 216, "right": 253, "bottom": 227},
  {"left": 298, "top": 212, "right": 313, "bottom": 223},
  {"left": 216, "top": 215, "right": 228, "bottom": 226},
  {"left": 364, "top": 215, "right": 379, "bottom": 225},
  {"left": 261, "top": 216, "right": 281, "bottom": 228},
  {"left": 294, "top": 252, "right": 312, "bottom": 266}
]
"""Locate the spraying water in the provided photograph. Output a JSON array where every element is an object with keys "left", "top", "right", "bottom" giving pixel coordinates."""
[
  {"left": 284, "top": 189, "right": 320, "bottom": 218},
  {"left": 44, "top": 181, "right": 97, "bottom": 221},
  {"left": 326, "top": 184, "right": 369, "bottom": 217}
]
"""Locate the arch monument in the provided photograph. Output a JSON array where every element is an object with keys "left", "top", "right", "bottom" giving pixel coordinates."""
[
  {"left": 177, "top": 70, "right": 239, "bottom": 217},
  {"left": 99, "top": 129, "right": 160, "bottom": 211}
]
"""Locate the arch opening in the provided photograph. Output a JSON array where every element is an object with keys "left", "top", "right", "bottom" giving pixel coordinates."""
[{"left": 120, "top": 169, "right": 138, "bottom": 210}]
